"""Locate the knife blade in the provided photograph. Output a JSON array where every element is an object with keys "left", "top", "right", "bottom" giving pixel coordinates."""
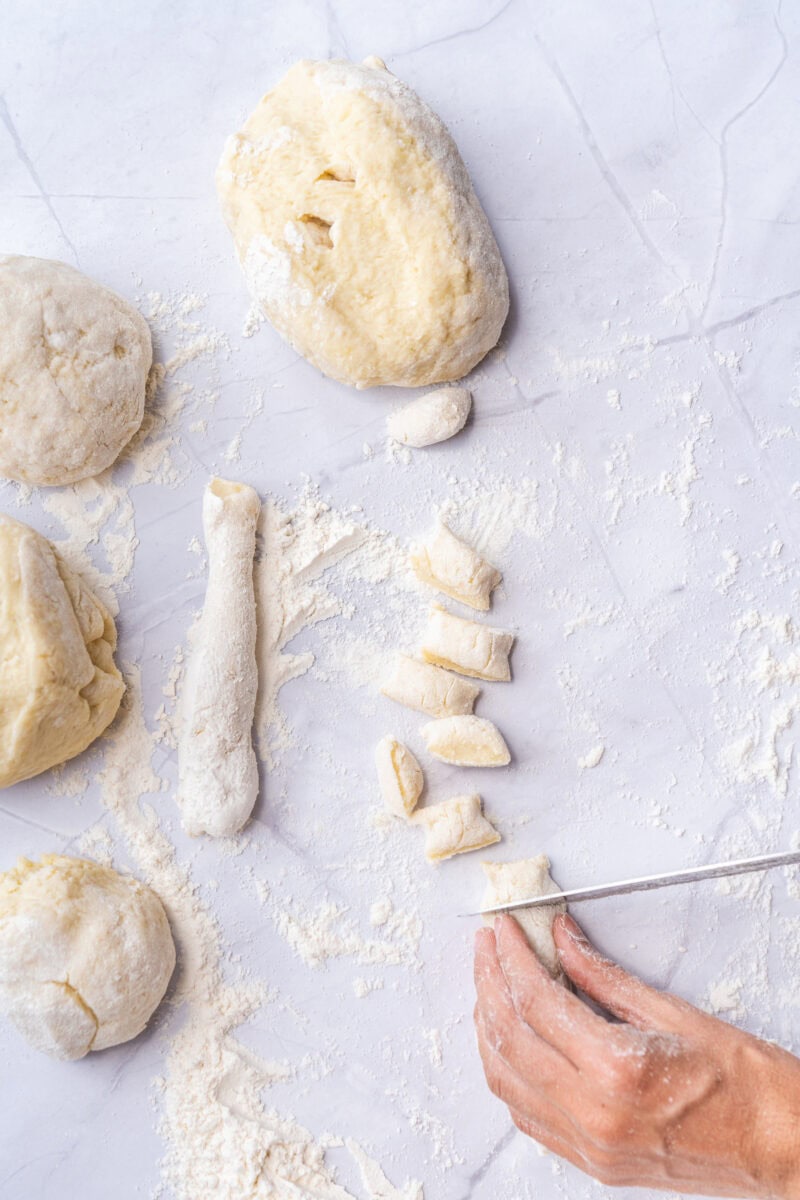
[{"left": 468, "top": 848, "right": 800, "bottom": 917}]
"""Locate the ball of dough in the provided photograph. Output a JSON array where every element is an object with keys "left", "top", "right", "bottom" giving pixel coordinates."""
[
  {"left": 0, "top": 255, "right": 152, "bottom": 485},
  {"left": 0, "top": 855, "right": 175, "bottom": 1059},
  {"left": 0, "top": 514, "right": 124, "bottom": 789},
  {"left": 217, "top": 57, "right": 509, "bottom": 389}
]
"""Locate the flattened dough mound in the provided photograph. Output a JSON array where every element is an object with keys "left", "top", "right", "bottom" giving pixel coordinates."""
[
  {"left": 0, "top": 256, "right": 152, "bottom": 486},
  {"left": 482, "top": 855, "right": 567, "bottom": 981},
  {"left": 0, "top": 855, "right": 175, "bottom": 1059},
  {"left": 0, "top": 514, "right": 124, "bottom": 789},
  {"left": 217, "top": 57, "right": 509, "bottom": 389}
]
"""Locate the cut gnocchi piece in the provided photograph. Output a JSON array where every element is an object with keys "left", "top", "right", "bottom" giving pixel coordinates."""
[
  {"left": 422, "top": 715, "right": 510, "bottom": 767},
  {"left": 375, "top": 736, "right": 423, "bottom": 818},
  {"left": 413, "top": 793, "right": 500, "bottom": 863},
  {"left": 481, "top": 856, "right": 567, "bottom": 982},
  {"left": 409, "top": 521, "right": 501, "bottom": 611},
  {"left": 381, "top": 654, "right": 479, "bottom": 718},
  {"left": 387, "top": 387, "right": 472, "bottom": 448},
  {"left": 421, "top": 604, "right": 514, "bottom": 681}
]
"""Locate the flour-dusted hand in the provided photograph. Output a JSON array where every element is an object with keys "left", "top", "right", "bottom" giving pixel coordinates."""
[
  {"left": 474, "top": 913, "right": 800, "bottom": 1197},
  {"left": 178, "top": 478, "right": 261, "bottom": 837}
]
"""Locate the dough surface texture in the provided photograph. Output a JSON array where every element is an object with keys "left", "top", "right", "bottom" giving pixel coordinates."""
[
  {"left": 178, "top": 478, "right": 261, "bottom": 838},
  {"left": 410, "top": 522, "right": 501, "bottom": 611},
  {"left": 482, "top": 855, "right": 567, "bottom": 981},
  {"left": 0, "top": 514, "right": 124, "bottom": 789},
  {"left": 381, "top": 654, "right": 479, "bottom": 718},
  {"left": 0, "top": 256, "right": 151, "bottom": 486},
  {"left": 375, "top": 736, "right": 423, "bottom": 818},
  {"left": 388, "top": 387, "right": 472, "bottom": 448},
  {"left": 422, "top": 715, "right": 510, "bottom": 767},
  {"left": 414, "top": 794, "right": 500, "bottom": 862},
  {"left": 217, "top": 57, "right": 509, "bottom": 389},
  {"left": 0, "top": 854, "right": 175, "bottom": 1060},
  {"left": 421, "top": 605, "right": 514, "bottom": 681}
]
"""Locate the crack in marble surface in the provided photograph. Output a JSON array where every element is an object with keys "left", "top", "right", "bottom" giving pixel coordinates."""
[{"left": 0, "top": 93, "right": 81, "bottom": 266}]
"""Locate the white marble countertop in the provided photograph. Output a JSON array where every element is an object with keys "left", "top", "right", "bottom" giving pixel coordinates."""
[{"left": 2, "top": 2, "right": 799, "bottom": 1198}]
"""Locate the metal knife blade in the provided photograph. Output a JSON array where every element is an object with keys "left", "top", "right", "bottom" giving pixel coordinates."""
[{"left": 468, "top": 848, "right": 800, "bottom": 917}]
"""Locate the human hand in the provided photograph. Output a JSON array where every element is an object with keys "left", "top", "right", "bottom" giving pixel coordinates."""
[{"left": 474, "top": 913, "right": 800, "bottom": 1197}]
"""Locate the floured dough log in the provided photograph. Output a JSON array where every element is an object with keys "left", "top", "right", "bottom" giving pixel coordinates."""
[
  {"left": 217, "top": 58, "right": 508, "bottom": 389},
  {"left": 178, "top": 478, "right": 261, "bottom": 837},
  {"left": 0, "top": 854, "right": 175, "bottom": 1060},
  {"left": 388, "top": 388, "right": 471, "bottom": 448},
  {"left": 421, "top": 605, "right": 514, "bottom": 681},
  {"left": 413, "top": 794, "right": 500, "bottom": 863},
  {"left": 410, "top": 522, "right": 501, "bottom": 611},
  {"left": 422, "top": 716, "right": 510, "bottom": 767},
  {"left": 482, "top": 855, "right": 567, "bottom": 981},
  {"left": 381, "top": 654, "right": 479, "bottom": 718},
  {"left": 0, "top": 514, "right": 124, "bottom": 789},
  {"left": 0, "top": 256, "right": 151, "bottom": 486},
  {"left": 375, "top": 736, "right": 423, "bottom": 817}
]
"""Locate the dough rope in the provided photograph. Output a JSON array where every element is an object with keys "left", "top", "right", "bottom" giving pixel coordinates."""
[{"left": 177, "top": 478, "right": 261, "bottom": 837}]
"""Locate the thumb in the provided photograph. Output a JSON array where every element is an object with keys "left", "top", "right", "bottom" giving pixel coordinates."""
[{"left": 553, "top": 914, "right": 696, "bottom": 1032}]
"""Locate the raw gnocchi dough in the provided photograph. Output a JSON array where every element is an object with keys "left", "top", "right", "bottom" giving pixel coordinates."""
[
  {"left": 375, "top": 736, "right": 423, "bottom": 817},
  {"left": 381, "top": 654, "right": 479, "bottom": 718},
  {"left": 410, "top": 522, "right": 501, "bottom": 611},
  {"left": 387, "top": 387, "right": 471, "bottom": 448},
  {"left": 217, "top": 58, "right": 508, "bottom": 389},
  {"left": 422, "top": 715, "right": 510, "bottom": 767},
  {"left": 0, "top": 514, "right": 124, "bottom": 790},
  {"left": 178, "top": 479, "right": 261, "bottom": 838},
  {"left": 481, "top": 855, "right": 567, "bottom": 981},
  {"left": 0, "top": 256, "right": 151, "bottom": 486},
  {"left": 413, "top": 794, "right": 500, "bottom": 863},
  {"left": 0, "top": 855, "right": 175, "bottom": 1060},
  {"left": 421, "top": 605, "right": 514, "bottom": 681}
]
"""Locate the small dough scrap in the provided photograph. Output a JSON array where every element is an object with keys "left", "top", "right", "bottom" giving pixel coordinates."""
[
  {"left": 0, "top": 514, "right": 124, "bottom": 789},
  {"left": 0, "top": 255, "right": 152, "bottom": 486},
  {"left": 410, "top": 522, "right": 501, "bottom": 611},
  {"left": 375, "top": 736, "right": 423, "bottom": 818},
  {"left": 421, "top": 605, "right": 514, "bottom": 681},
  {"left": 381, "top": 654, "right": 479, "bottom": 718},
  {"left": 178, "top": 478, "right": 261, "bottom": 837},
  {"left": 0, "top": 854, "right": 175, "bottom": 1059},
  {"left": 413, "top": 794, "right": 500, "bottom": 863},
  {"left": 217, "top": 58, "right": 508, "bottom": 389},
  {"left": 422, "top": 715, "right": 510, "bottom": 767},
  {"left": 481, "top": 855, "right": 567, "bottom": 981},
  {"left": 388, "top": 387, "right": 471, "bottom": 448}
]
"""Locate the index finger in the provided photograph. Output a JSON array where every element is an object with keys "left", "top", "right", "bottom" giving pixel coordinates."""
[{"left": 494, "top": 914, "right": 613, "bottom": 1070}]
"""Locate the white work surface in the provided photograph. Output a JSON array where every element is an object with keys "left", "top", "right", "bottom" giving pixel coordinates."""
[{"left": 2, "top": 2, "right": 799, "bottom": 1198}]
